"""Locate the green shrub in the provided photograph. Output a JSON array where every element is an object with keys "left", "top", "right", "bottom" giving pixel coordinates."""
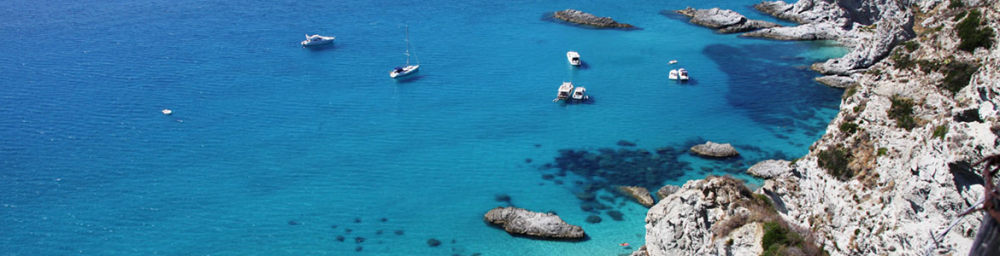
[
  {"left": 891, "top": 51, "right": 916, "bottom": 69},
  {"left": 956, "top": 10, "right": 995, "bottom": 52},
  {"left": 941, "top": 61, "right": 979, "bottom": 94},
  {"left": 840, "top": 122, "right": 860, "bottom": 134},
  {"left": 953, "top": 11, "right": 967, "bottom": 22},
  {"left": 844, "top": 86, "right": 858, "bottom": 99},
  {"left": 818, "top": 146, "right": 853, "bottom": 180},
  {"left": 761, "top": 222, "right": 806, "bottom": 256},
  {"left": 877, "top": 148, "right": 888, "bottom": 156},
  {"left": 933, "top": 125, "right": 949, "bottom": 139},
  {"left": 903, "top": 41, "right": 920, "bottom": 52},
  {"left": 949, "top": 0, "right": 964, "bottom": 8},
  {"left": 888, "top": 97, "right": 917, "bottom": 131},
  {"left": 755, "top": 194, "right": 774, "bottom": 210}
]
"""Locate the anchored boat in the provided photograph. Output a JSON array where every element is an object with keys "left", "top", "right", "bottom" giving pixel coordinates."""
[
  {"left": 554, "top": 82, "right": 574, "bottom": 102},
  {"left": 301, "top": 34, "right": 335, "bottom": 46},
  {"left": 390, "top": 25, "right": 420, "bottom": 78},
  {"left": 567, "top": 51, "right": 581, "bottom": 66}
]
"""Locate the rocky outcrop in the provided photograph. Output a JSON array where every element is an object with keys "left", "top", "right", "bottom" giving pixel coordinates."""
[
  {"left": 751, "top": 0, "right": 916, "bottom": 74},
  {"left": 675, "top": 7, "right": 781, "bottom": 33},
  {"left": 618, "top": 186, "right": 655, "bottom": 207},
  {"left": 741, "top": 22, "right": 844, "bottom": 40},
  {"left": 553, "top": 9, "right": 635, "bottom": 29},
  {"left": 654, "top": 185, "right": 680, "bottom": 200},
  {"left": 637, "top": 2, "right": 1000, "bottom": 255},
  {"left": 484, "top": 207, "right": 585, "bottom": 239},
  {"left": 642, "top": 176, "right": 765, "bottom": 255},
  {"left": 690, "top": 141, "right": 739, "bottom": 158},
  {"left": 747, "top": 160, "right": 794, "bottom": 179},
  {"left": 815, "top": 75, "right": 859, "bottom": 88}
]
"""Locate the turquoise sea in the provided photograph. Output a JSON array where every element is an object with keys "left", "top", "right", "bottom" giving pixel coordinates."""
[{"left": 0, "top": 0, "right": 847, "bottom": 255}]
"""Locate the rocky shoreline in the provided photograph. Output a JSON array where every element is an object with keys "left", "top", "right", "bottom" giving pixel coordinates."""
[
  {"left": 634, "top": 1, "right": 1000, "bottom": 255},
  {"left": 553, "top": 9, "right": 635, "bottom": 29},
  {"left": 674, "top": 7, "right": 780, "bottom": 33}
]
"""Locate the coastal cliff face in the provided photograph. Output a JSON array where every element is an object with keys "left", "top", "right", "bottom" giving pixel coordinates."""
[
  {"left": 750, "top": 0, "right": 917, "bottom": 74},
  {"left": 639, "top": 1, "right": 999, "bottom": 255}
]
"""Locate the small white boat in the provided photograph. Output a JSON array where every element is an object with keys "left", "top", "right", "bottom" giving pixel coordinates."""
[
  {"left": 678, "top": 68, "right": 689, "bottom": 81},
  {"left": 669, "top": 60, "right": 678, "bottom": 65},
  {"left": 669, "top": 69, "right": 679, "bottom": 80},
  {"left": 572, "top": 86, "right": 588, "bottom": 100},
  {"left": 554, "top": 82, "right": 574, "bottom": 102},
  {"left": 567, "top": 51, "right": 581, "bottom": 66},
  {"left": 162, "top": 109, "right": 172, "bottom": 115},
  {"left": 391, "top": 25, "right": 420, "bottom": 78},
  {"left": 301, "top": 34, "right": 335, "bottom": 46}
]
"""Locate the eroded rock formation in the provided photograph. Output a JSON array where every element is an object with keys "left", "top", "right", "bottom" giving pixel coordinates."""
[{"left": 484, "top": 206, "right": 586, "bottom": 239}]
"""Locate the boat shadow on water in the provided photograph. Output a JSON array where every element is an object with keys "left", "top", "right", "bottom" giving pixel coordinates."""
[
  {"left": 303, "top": 44, "right": 337, "bottom": 52},
  {"left": 393, "top": 74, "right": 425, "bottom": 84},
  {"left": 673, "top": 79, "right": 698, "bottom": 86},
  {"left": 561, "top": 97, "right": 595, "bottom": 105}
]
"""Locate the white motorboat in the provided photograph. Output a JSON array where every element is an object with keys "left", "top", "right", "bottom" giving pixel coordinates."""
[
  {"left": 301, "top": 34, "right": 335, "bottom": 46},
  {"left": 572, "top": 86, "right": 588, "bottom": 100},
  {"left": 390, "top": 25, "right": 420, "bottom": 78},
  {"left": 567, "top": 51, "right": 581, "bottom": 66},
  {"left": 162, "top": 109, "right": 172, "bottom": 115},
  {"left": 554, "top": 82, "right": 574, "bottom": 102},
  {"left": 669, "top": 69, "right": 679, "bottom": 80},
  {"left": 678, "top": 68, "right": 689, "bottom": 81},
  {"left": 669, "top": 60, "right": 678, "bottom": 65}
]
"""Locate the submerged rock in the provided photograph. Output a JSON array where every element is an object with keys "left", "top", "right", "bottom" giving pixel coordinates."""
[
  {"left": 674, "top": 7, "right": 780, "bottom": 33},
  {"left": 585, "top": 215, "right": 602, "bottom": 223},
  {"left": 617, "top": 186, "right": 655, "bottom": 207},
  {"left": 746, "top": 159, "right": 794, "bottom": 179},
  {"left": 483, "top": 206, "right": 586, "bottom": 239},
  {"left": 690, "top": 141, "right": 739, "bottom": 158},
  {"left": 427, "top": 238, "right": 442, "bottom": 247},
  {"left": 553, "top": 9, "right": 635, "bottom": 29}
]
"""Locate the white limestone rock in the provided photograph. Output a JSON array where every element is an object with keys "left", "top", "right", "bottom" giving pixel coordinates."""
[{"left": 747, "top": 160, "right": 794, "bottom": 179}]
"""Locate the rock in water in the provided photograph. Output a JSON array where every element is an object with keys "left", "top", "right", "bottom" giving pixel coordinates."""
[
  {"left": 746, "top": 160, "right": 794, "bottom": 179},
  {"left": 483, "top": 206, "right": 585, "bottom": 239},
  {"left": 617, "top": 186, "right": 655, "bottom": 207},
  {"left": 690, "top": 141, "right": 739, "bottom": 158},
  {"left": 654, "top": 185, "right": 680, "bottom": 200},
  {"left": 815, "top": 75, "right": 858, "bottom": 89},
  {"left": 427, "top": 238, "right": 442, "bottom": 247},
  {"left": 553, "top": 9, "right": 635, "bottom": 29},
  {"left": 674, "top": 7, "right": 780, "bottom": 33}
]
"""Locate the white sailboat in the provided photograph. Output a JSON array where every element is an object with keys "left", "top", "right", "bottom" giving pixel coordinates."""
[{"left": 390, "top": 25, "right": 420, "bottom": 78}]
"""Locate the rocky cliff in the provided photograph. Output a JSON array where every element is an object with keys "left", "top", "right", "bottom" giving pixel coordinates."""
[{"left": 638, "top": 1, "right": 999, "bottom": 255}]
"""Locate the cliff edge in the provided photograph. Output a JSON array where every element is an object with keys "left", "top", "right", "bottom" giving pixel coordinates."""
[{"left": 638, "top": 0, "right": 999, "bottom": 255}]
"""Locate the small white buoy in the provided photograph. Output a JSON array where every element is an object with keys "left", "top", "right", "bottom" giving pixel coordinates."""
[{"left": 162, "top": 109, "right": 172, "bottom": 115}]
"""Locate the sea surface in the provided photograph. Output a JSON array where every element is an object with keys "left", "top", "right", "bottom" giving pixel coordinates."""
[{"left": 0, "top": 0, "right": 847, "bottom": 255}]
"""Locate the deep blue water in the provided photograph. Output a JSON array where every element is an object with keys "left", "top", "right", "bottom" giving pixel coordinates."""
[{"left": 0, "top": 0, "right": 845, "bottom": 255}]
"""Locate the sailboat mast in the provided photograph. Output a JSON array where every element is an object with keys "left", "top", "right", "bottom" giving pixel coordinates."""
[{"left": 404, "top": 25, "right": 410, "bottom": 66}]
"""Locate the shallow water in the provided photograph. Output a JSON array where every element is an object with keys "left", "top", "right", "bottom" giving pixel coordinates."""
[{"left": 0, "top": 0, "right": 846, "bottom": 255}]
